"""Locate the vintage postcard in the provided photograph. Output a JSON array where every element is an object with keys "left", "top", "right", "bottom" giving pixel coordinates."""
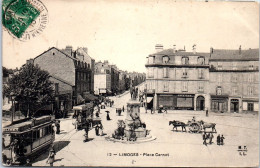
[{"left": 1, "top": 0, "right": 259, "bottom": 167}]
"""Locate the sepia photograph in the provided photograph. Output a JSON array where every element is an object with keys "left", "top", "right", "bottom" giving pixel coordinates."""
[{"left": 1, "top": 0, "right": 259, "bottom": 167}]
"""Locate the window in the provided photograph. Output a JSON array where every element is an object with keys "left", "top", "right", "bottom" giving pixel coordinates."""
[
  {"left": 248, "top": 103, "right": 254, "bottom": 111},
  {"left": 163, "top": 68, "right": 169, "bottom": 78},
  {"left": 197, "top": 57, "right": 205, "bottom": 65},
  {"left": 148, "top": 56, "right": 155, "bottom": 64},
  {"left": 162, "top": 56, "right": 169, "bottom": 63},
  {"left": 217, "top": 74, "right": 222, "bottom": 85},
  {"left": 216, "top": 86, "right": 222, "bottom": 95},
  {"left": 198, "top": 69, "right": 204, "bottom": 79},
  {"left": 232, "top": 87, "right": 238, "bottom": 95},
  {"left": 248, "top": 73, "right": 254, "bottom": 83},
  {"left": 148, "top": 68, "right": 154, "bottom": 78},
  {"left": 247, "top": 87, "right": 253, "bottom": 95},
  {"left": 217, "top": 63, "right": 223, "bottom": 70},
  {"left": 55, "top": 83, "right": 59, "bottom": 94},
  {"left": 198, "top": 82, "right": 204, "bottom": 92},
  {"left": 182, "top": 81, "right": 188, "bottom": 92},
  {"left": 182, "top": 57, "right": 189, "bottom": 65},
  {"left": 182, "top": 68, "right": 188, "bottom": 78},
  {"left": 163, "top": 81, "right": 169, "bottom": 92},
  {"left": 231, "top": 74, "right": 238, "bottom": 82},
  {"left": 249, "top": 65, "right": 254, "bottom": 70}
]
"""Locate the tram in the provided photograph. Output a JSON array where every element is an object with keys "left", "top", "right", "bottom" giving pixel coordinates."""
[
  {"left": 72, "top": 103, "right": 94, "bottom": 129},
  {"left": 2, "top": 115, "right": 55, "bottom": 165}
]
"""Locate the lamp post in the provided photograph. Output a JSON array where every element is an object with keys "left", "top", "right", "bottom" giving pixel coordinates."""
[
  {"left": 10, "top": 92, "right": 15, "bottom": 124},
  {"left": 144, "top": 84, "right": 147, "bottom": 113}
]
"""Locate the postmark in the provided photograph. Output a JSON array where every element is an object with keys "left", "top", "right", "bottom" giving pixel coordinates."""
[{"left": 2, "top": 0, "right": 48, "bottom": 41}]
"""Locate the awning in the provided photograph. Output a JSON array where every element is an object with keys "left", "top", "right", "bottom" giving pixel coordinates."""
[
  {"left": 146, "top": 97, "right": 153, "bottom": 103},
  {"left": 83, "top": 93, "right": 98, "bottom": 101}
]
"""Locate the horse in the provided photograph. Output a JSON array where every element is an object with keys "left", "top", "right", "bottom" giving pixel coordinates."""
[
  {"left": 169, "top": 120, "right": 186, "bottom": 132},
  {"left": 199, "top": 120, "right": 217, "bottom": 132}
]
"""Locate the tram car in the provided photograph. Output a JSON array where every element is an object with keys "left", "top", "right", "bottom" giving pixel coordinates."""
[
  {"left": 72, "top": 103, "right": 94, "bottom": 129},
  {"left": 2, "top": 115, "right": 55, "bottom": 165}
]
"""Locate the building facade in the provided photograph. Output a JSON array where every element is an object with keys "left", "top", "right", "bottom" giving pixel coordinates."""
[
  {"left": 145, "top": 44, "right": 210, "bottom": 111},
  {"left": 33, "top": 46, "right": 95, "bottom": 107},
  {"left": 209, "top": 47, "right": 259, "bottom": 113},
  {"left": 145, "top": 45, "right": 259, "bottom": 113}
]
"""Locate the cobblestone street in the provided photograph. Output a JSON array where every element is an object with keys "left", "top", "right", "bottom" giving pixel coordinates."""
[{"left": 32, "top": 90, "right": 259, "bottom": 167}]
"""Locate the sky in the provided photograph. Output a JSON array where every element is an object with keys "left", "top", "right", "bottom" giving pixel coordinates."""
[{"left": 2, "top": 0, "right": 259, "bottom": 73}]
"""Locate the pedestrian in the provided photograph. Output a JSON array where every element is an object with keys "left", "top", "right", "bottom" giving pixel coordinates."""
[
  {"left": 96, "top": 111, "right": 99, "bottom": 118},
  {"left": 84, "top": 123, "right": 89, "bottom": 142},
  {"left": 55, "top": 120, "right": 60, "bottom": 134},
  {"left": 206, "top": 108, "right": 209, "bottom": 117},
  {"left": 95, "top": 124, "right": 100, "bottom": 136},
  {"left": 203, "top": 132, "right": 207, "bottom": 146},
  {"left": 209, "top": 133, "right": 214, "bottom": 144},
  {"left": 217, "top": 134, "right": 221, "bottom": 145},
  {"left": 106, "top": 111, "right": 111, "bottom": 120},
  {"left": 220, "top": 134, "right": 225, "bottom": 145},
  {"left": 122, "top": 106, "right": 124, "bottom": 112},
  {"left": 99, "top": 123, "right": 104, "bottom": 136},
  {"left": 46, "top": 145, "right": 56, "bottom": 167}
]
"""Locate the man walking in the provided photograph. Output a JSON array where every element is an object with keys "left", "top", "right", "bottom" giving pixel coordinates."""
[{"left": 209, "top": 133, "right": 214, "bottom": 144}]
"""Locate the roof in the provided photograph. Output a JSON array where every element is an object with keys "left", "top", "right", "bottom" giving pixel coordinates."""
[
  {"left": 209, "top": 49, "right": 259, "bottom": 61},
  {"left": 34, "top": 47, "right": 78, "bottom": 61},
  {"left": 151, "top": 49, "right": 210, "bottom": 57}
]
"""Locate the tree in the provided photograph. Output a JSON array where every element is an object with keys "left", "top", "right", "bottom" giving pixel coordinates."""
[{"left": 5, "top": 63, "right": 54, "bottom": 117}]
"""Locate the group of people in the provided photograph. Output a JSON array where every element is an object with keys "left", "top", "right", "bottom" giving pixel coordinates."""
[
  {"left": 130, "top": 86, "right": 139, "bottom": 100},
  {"left": 202, "top": 132, "right": 225, "bottom": 146}
]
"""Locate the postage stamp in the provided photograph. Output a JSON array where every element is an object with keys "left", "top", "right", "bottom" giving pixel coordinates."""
[{"left": 2, "top": 0, "right": 48, "bottom": 41}]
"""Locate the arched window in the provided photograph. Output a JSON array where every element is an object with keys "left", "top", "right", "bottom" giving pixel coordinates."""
[
  {"left": 182, "top": 57, "right": 189, "bottom": 65},
  {"left": 162, "top": 55, "right": 169, "bottom": 63},
  {"left": 197, "top": 57, "right": 205, "bottom": 65}
]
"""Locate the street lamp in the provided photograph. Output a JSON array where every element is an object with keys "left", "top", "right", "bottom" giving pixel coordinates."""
[{"left": 10, "top": 92, "right": 16, "bottom": 124}]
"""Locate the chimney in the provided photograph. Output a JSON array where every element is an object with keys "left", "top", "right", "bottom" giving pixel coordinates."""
[
  {"left": 64, "top": 45, "right": 73, "bottom": 56},
  {"left": 192, "top": 44, "right": 196, "bottom": 54},
  {"left": 184, "top": 46, "right": 186, "bottom": 51},
  {"left": 26, "top": 59, "right": 34, "bottom": 64},
  {"left": 173, "top": 45, "right": 176, "bottom": 53},
  {"left": 239, "top": 45, "right": 241, "bottom": 54},
  {"left": 155, "top": 44, "right": 163, "bottom": 53},
  {"left": 210, "top": 47, "right": 214, "bottom": 54}
]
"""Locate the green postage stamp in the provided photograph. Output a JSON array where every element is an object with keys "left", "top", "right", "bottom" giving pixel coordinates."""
[{"left": 2, "top": 0, "right": 40, "bottom": 38}]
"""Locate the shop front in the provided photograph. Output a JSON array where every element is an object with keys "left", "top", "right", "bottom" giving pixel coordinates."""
[
  {"left": 176, "top": 94, "right": 194, "bottom": 110},
  {"left": 210, "top": 95, "right": 228, "bottom": 112},
  {"left": 242, "top": 98, "right": 259, "bottom": 112}
]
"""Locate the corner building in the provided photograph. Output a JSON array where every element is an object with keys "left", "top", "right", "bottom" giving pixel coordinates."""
[{"left": 145, "top": 45, "right": 210, "bottom": 111}]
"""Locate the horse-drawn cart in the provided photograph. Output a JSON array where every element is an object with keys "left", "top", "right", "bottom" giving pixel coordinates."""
[{"left": 169, "top": 117, "right": 217, "bottom": 134}]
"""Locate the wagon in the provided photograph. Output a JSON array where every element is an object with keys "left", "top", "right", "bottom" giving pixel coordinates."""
[{"left": 186, "top": 120, "right": 202, "bottom": 133}]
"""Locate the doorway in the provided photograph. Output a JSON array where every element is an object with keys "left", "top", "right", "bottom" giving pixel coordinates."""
[{"left": 196, "top": 96, "right": 205, "bottom": 111}]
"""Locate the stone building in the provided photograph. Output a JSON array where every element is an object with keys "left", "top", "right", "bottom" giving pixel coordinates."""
[
  {"left": 94, "top": 60, "right": 119, "bottom": 95},
  {"left": 33, "top": 46, "right": 95, "bottom": 109},
  {"left": 145, "top": 44, "right": 210, "bottom": 111},
  {"left": 209, "top": 47, "right": 259, "bottom": 113}
]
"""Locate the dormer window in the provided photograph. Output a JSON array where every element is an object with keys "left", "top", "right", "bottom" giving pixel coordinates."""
[
  {"left": 162, "top": 55, "right": 169, "bottom": 63},
  {"left": 148, "top": 56, "right": 155, "bottom": 64},
  {"left": 197, "top": 57, "right": 205, "bottom": 65},
  {"left": 182, "top": 57, "right": 189, "bottom": 65}
]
